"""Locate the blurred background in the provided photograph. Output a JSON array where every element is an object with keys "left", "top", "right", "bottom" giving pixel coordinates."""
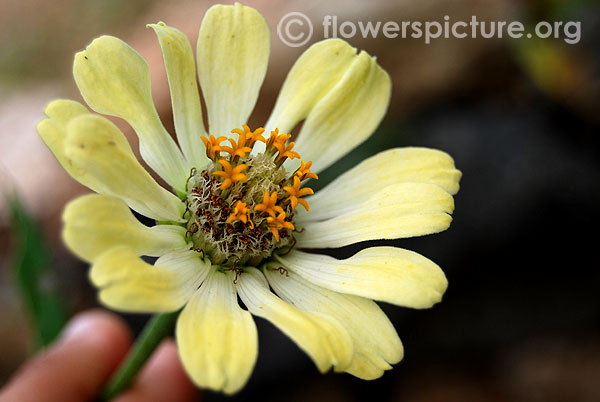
[{"left": 1, "top": 0, "right": 599, "bottom": 401}]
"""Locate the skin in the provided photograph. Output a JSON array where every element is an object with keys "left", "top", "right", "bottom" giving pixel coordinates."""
[{"left": 0, "top": 310, "right": 199, "bottom": 402}]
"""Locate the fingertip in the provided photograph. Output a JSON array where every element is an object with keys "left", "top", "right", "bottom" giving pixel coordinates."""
[
  {"left": 0, "top": 309, "right": 132, "bottom": 402},
  {"left": 60, "top": 309, "right": 132, "bottom": 355}
]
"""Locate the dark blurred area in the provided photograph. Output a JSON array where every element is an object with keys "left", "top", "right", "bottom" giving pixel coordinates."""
[{"left": 1, "top": 0, "right": 599, "bottom": 401}]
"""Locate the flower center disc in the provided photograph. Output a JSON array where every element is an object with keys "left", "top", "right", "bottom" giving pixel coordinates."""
[{"left": 184, "top": 125, "right": 317, "bottom": 269}]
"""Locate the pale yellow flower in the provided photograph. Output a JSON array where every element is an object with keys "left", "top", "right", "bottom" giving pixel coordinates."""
[{"left": 37, "top": 3, "right": 461, "bottom": 395}]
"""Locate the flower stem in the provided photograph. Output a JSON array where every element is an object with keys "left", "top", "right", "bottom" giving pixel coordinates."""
[{"left": 99, "top": 311, "right": 179, "bottom": 401}]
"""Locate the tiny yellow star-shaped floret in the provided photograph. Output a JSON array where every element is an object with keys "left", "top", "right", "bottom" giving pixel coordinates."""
[
  {"left": 267, "top": 212, "right": 295, "bottom": 242},
  {"left": 231, "top": 124, "right": 266, "bottom": 148},
  {"left": 274, "top": 133, "right": 291, "bottom": 146},
  {"left": 254, "top": 191, "right": 284, "bottom": 217},
  {"left": 294, "top": 160, "right": 319, "bottom": 181},
  {"left": 201, "top": 134, "right": 227, "bottom": 160},
  {"left": 227, "top": 200, "right": 254, "bottom": 228},
  {"left": 283, "top": 176, "right": 314, "bottom": 211},
  {"left": 263, "top": 128, "right": 279, "bottom": 149},
  {"left": 212, "top": 159, "right": 247, "bottom": 190},
  {"left": 221, "top": 132, "right": 252, "bottom": 159},
  {"left": 264, "top": 129, "right": 291, "bottom": 151},
  {"left": 275, "top": 140, "right": 300, "bottom": 163}
]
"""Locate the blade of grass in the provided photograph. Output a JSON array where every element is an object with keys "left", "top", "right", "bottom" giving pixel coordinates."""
[{"left": 8, "top": 195, "right": 68, "bottom": 348}]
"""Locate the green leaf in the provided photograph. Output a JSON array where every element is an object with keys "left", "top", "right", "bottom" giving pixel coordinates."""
[{"left": 8, "top": 195, "right": 68, "bottom": 348}]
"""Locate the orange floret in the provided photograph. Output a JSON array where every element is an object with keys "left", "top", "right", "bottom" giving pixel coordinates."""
[
  {"left": 201, "top": 134, "right": 227, "bottom": 160},
  {"left": 227, "top": 200, "right": 254, "bottom": 228},
  {"left": 267, "top": 212, "right": 295, "bottom": 242},
  {"left": 283, "top": 176, "right": 314, "bottom": 211},
  {"left": 231, "top": 124, "right": 266, "bottom": 148},
  {"left": 212, "top": 159, "right": 247, "bottom": 189},
  {"left": 254, "top": 191, "right": 285, "bottom": 217},
  {"left": 294, "top": 160, "right": 318, "bottom": 181}
]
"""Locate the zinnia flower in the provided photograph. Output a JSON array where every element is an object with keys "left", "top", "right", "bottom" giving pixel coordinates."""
[{"left": 37, "top": 3, "right": 461, "bottom": 395}]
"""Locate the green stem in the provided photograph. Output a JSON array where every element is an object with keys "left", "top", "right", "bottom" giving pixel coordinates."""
[{"left": 100, "top": 311, "right": 179, "bottom": 401}]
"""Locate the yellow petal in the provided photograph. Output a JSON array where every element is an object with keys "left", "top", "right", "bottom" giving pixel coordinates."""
[
  {"left": 296, "top": 183, "right": 454, "bottom": 248},
  {"left": 73, "top": 35, "right": 189, "bottom": 192},
  {"left": 264, "top": 269, "right": 402, "bottom": 380},
  {"left": 275, "top": 247, "right": 447, "bottom": 309},
  {"left": 37, "top": 99, "right": 92, "bottom": 182},
  {"left": 299, "top": 147, "right": 461, "bottom": 221},
  {"left": 237, "top": 267, "right": 354, "bottom": 373},
  {"left": 39, "top": 103, "right": 183, "bottom": 221},
  {"left": 63, "top": 114, "right": 185, "bottom": 222},
  {"left": 63, "top": 194, "right": 189, "bottom": 263},
  {"left": 196, "top": 3, "right": 269, "bottom": 137},
  {"left": 149, "top": 22, "right": 208, "bottom": 170},
  {"left": 90, "top": 247, "right": 209, "bottom": 313},
  {"left": 264, "top": 39, "right": 361, "bottom": 136},
  {"left": 291, "top": 49, "right": 390, "bottom": 173},
  {"left": 176, "top": 270, "right": 257, "bottom": 394}
]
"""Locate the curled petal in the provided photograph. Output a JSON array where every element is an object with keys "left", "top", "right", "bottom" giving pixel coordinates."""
[
  {"left": 90, "top": 247, "right": 209, "bottom": 313},
  {"left": 62, "top": 114, "right": 185, "bottom": 222},
  {"left": 237, "top": 268, "right": 354, "bottom": 372},
  {"left": 265, "top": 268, "right": 403, "bottom": 380},
  {"left": 177, "top": 270, "right": 258, "bottom": 394},
  {"left": 73, "top": 35, "right": 190, "bottom": 191},
  {"left": 296, "top": 183, "right": 454, "bottom": 248},
  {"left": 63, "top": 194, "right": 188, "bottom": 263},
  {"left": 275, "top": 247, "right": 447, "bottom": 308}
]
